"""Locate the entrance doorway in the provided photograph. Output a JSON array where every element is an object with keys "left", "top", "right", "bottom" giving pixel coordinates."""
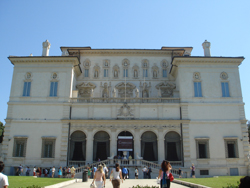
[
  {"left": 165, "top": 131, "right": 181, "bottom": 161},
  {"left": 117, "top": 131, "right": 134, "bottom": 159},
  {"left": 141, "top": 131, "right": 158, "bottom": 161},
  {"left": 93, "top": 131, "right": 110, "bottom": 161},
  {"left": 70, "top": 131, "right": 86, "bottom": 161}
]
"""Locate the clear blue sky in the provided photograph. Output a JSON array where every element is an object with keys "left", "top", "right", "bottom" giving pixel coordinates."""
[{"left": 0, "top": 0, "right": 249, "bottom": 124}]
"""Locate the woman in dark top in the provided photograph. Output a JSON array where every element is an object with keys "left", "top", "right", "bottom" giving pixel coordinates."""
[{"left": 158, "top": 160, "right": 172, "bottom": 188}]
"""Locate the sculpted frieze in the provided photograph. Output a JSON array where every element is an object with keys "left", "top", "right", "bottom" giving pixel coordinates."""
[{"left": 155, "top": 82, "right": 176, "bottom": 97}]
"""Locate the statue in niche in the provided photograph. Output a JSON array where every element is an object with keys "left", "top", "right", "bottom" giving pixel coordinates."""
[
  {"left": 105, "top": 61, "right": 108, "bottom": 66},
  {"left": 153, "top": 70, "right": 157, "bottom": 78},
  {"left": 158, "top": 89, "right": 161, "bottom": 97},
  {"left": 114, "top": 70, "right": 118, "bottom": 78},
  {"left": 112, "top": 88, "right": 117, "bottom": 98},
  {"left": 194, "top": 73, "right": 199, "bottom": 80},
  {"left": 134, "top": 70, "right": 138, "bottom": 78},
  {"left": 163, "top": 62, "right": 167, "bottom": 67},
  {"left": 143, "top": 62, "right": 147, "bottom": 67},
  {"left": 135, "top": 88, "right": 139, "bottom": 98},
  {"left": 91, "top": 88, "right": 94, "bottom": 97},
  {"left": 142, "top": 90, "right": 148, "bottom": 98},
  {"left": 94, "top": 70, "right": 98, "bottom": 78},
  {"left": 102, "top": 83, "right": 109, "bottom": 98}
]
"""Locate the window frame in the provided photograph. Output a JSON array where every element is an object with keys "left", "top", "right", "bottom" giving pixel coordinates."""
[
  {"left": 221, "top": 82, "right": 230, "bottom": 97},
  {"left": 104, "top": 69, "right": 109, "bottom": 77},
  {"left": 13, "top": 137, "right": 28, "bottom": 157},
  {"left": 84, "top": 69, "right": 89, "bottom": 77},
  {"left": 224, "top": 137, "right": 239, "bottom": 158},
  {"left": 123, "top": 68, "right": 128, "bottom": 77},
  {"left": 23, "top": 81, "right": 31, "bottom": 97},
  {"left": 41, "top": 136, "right": 56, "bottom": 158},
  {"left": 194, "top": 81, "right": 202, "bottom": 97},
  {"left": 143, "top": 69, "right": 148, "bottom": 77},
  {"left": 49, "top": 81, "right": 58, "bottom": 97},
  {"left": 163, "top": 69, "right": 167, "bottom": 78},
  {"left": 195, "top": 138, "right": 210, "bottom": 159}
]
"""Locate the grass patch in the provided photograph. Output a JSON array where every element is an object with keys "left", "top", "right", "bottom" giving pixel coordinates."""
[
  {"left": 8, "top": 176, "right": 73, "bottom": 188},
  {"left": 179, "top": 176, "right": 243, "bottom": 188}
]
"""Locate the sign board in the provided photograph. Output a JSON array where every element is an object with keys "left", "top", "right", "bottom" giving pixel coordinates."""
[{"left": 117, "top": 136, "right": 133, "bottom": 151}]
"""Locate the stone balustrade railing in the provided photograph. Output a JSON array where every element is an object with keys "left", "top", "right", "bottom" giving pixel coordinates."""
[
  {"left": 69, "top": 97, "right": 180, "bottom": 103},
  {"left": 72, "top": 159, "right": 187, "bottom": 178}
]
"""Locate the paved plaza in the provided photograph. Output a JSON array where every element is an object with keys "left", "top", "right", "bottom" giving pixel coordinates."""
[{"left": 62, "top": 179, "right": 189, "bottom": 188}]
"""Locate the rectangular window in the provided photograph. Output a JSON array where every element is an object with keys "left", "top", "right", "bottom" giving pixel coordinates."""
[
  {"left": 221, "top": 82, "right": 230, "bottom": 97},
  {"left": 50, "top": 82, "right": 58, "bottom": 97},
  {"left": 194, "top": 82, "right": 202, "bottom": 97},
  {"left": 84, "top": 69, "right": 89, "bottom": 77},
  {"left": 163, "top": 69, "right": 167, "bottom": 77},
  {"left": 42, "top": 138, "right": 56, "bottom": 158},
  {"left": 123, "top": 69, "right": 128, "bottom": 77},
  {"left": 104, "top": 69, "right": 108, "bottom": 77},
  {"left": 200, "top": 170, "right": 209, "bottom": 175},
  {"left": 224, "top": 139, "right": 238, "bottom": 158},
  {"left": 196, "top": 139, "right": 209, "bottom": 159},
  {"left": 23, "top": 82, "right": 31, "bottom": 96},
  {"left": 143, "top": 69, "right": 148, "bottom": 77},
  {"left": 13, "top": 138, "right": 27, "bottom": 157}
]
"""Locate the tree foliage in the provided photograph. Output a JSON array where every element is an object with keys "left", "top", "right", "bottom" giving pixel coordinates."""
[{"left": 0, "top": 121, "right": 4, "bottom": 143}]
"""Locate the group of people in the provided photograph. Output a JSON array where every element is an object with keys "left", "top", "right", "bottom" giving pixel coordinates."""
[
  {"left": 14, "top": 164, "right": 76, "bottom": 178},
  {"left": 141, "top": 166, "right": 152, "bottom": 179}
]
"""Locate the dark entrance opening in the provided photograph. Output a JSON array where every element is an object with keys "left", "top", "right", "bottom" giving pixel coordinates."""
[
  {"left": 167, "top": 142, "right": 178, "bottom": 161},
  {"left": 117, "top": 131, "right": 134, "bottom": 159},
  {"left": 143, "top": 142, "right": 155, "bottom": 161},
  {"left": 72, "top": 142, "right": 84, "bottom": 160},
  {"left": 96, "top": 142, "right": 107, "bottom": 161}
]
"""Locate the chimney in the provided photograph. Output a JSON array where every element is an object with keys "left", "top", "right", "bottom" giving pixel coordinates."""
[
  {"left": 202, "top": 40, "right": 211, "bottom": 57},
  {"left": 42, "top": 40, "right": 51, "bottom": 56}
]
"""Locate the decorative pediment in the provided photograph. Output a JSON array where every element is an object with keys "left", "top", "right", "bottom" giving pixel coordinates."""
[
  {"left": 115, "top": 82, "right": 136, "bottom": 98},
  {"left": 76, "top": 82, "right": 96, "bottom": 97},
  {"left": 155, "top": 82, "right": 176, "bottom": 97}
]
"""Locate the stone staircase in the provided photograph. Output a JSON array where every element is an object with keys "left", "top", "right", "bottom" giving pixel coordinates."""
[{"left": 74, "top": 159, "right": 188, "bottom": 179}]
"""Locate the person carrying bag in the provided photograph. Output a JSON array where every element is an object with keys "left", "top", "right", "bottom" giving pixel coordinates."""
[{"left": 110, "top": 163, "right": 123, "bottom": 188}]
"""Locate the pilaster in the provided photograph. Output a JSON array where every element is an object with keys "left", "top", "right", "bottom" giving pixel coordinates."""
[
  {"left": 182, "top": 123, "right": 191, "bottom": 167},
  {"left": 60, "top": 123, "right": 68, "bottom": 165},
  {"left": 157, "top": 129, "right": 164, "bottom": 163},
  {"left": 86, "top": 129, "right": 93, "bottom": 163}
]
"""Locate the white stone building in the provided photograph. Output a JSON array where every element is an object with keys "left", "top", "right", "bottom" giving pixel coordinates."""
[{"left": 1, "top": 40, "right": 249, "bottom": 177}]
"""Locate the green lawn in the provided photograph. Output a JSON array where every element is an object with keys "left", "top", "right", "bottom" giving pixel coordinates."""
[
  {"left": 179, "top": 176, "right": 243, "bottom": 188},
  {"left": 8, "top": 176, "right": 73, "bottom": 188}
]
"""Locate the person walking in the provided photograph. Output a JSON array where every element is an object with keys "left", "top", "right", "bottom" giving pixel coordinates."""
[
  {"left": 58, "top": 167, "right": 62, "bottom": 178},
  {"left": 122, "top": 166, "right": 128, "bottom": 180},
  {"left": 178, "top": 168, "right": 182, "bottom": 178},
  {"left": 92, "top": 165, "right": 106, "bottom": 188},
  {"left": 44, "top": 168, "right": 48, "bottom": 177},
  {"left": 18, "top": 164, "right": 23, "bottom": 176},
  {"left": 134, "top": 167, "right": 139, "bottom": 179},
  {"left": 110, "top": 163, "right": 123, "bottom": 188},
  {"left": 158, "top": 160, "right": 172, "bottom": 188},
  {"left": 0, "top": 161, "right": 9, "bottom": 188},
  {"left": 36, "top": 167, "right": 40, "bottom": 177},
  {"left": 33, "top": 166, "right": 36, "bottom": 176},
  {"left": 190, "top": 164, "right": 195, "bottom": 178},
  {"left": 103, "top": 164, "right": 109, "bottom": 179},
  {"left": 88, "top": 166, "right": 92, "bottom": 179}
]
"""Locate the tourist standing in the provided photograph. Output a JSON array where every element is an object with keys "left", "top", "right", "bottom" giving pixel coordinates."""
[
  {"left": 158, "top": 160, "right": 172, "bottom": 188},
  {"left": 142, "top": 166, "right": 147, "bottom": 179},
  {"left": 134, "top": 167, "right": 139, "bottom": 179},
  {"left": 147, "top": 166, "right": 152, "bottom": 179},
  {"left": 18, "top": 164, "right": 23, "bottom": 175},
  {"left": 62, "top": 167, "right": 66, "bottom": 178},
  {"left": 58, "top": 167, "right": 62, "bottom": 178},
  {"left": 178, "top": 168, "right": 182, "bottom": 178},
  {"left": 92, "top": 165, "right": 106, "bottom": 188},
  {"left": 36, "top": 167, "right": 40, "bottom": 177},
  {"left": 70, "top": 166, "right": 75, "bottom": 178},
  {"left": 49, "top": 168, "right": 52, "bottom": 177},
  {"left": 33, "top": 166, "right": 36, "bottom": 176},
  {"left": 44, "top": 168, "right": 48, "bottom": 177},
  {"left": 25, "top": 167, "right": 30, "bottom": 176},
  {"left": 190, "top": 164, "right": 195, "bottom": 178},
  {"left": 52, "top": 166, "right": 55, "bottom": 178},
  {"left": 66, "top": 167, "right": 71, "bottom": 178},
  {"left": 93, "top": 165, "right": 97, "bottom": 177},
  {"left": 0, "top": 161, "right": 9, "bottom": 188},
  {"left": 88, "top": 166, "right": 92, "bottom": 179},
  {"left": 110, "top": 163, "right": 123, "bottom": 188}
]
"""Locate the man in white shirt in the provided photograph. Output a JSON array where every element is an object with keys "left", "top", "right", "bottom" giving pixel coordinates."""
[
  {"left": 142, "top": 166, "right": 147, "bottom": 179},
  {"left": 52, "top": 166, "right": 55, "bottom": 178},
  {"left": 0, "top": 161, "right": 9, "bottom": 188}
]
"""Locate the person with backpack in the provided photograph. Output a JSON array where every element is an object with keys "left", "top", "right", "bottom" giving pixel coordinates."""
[
  {"left": 122, "top": 166, "right": 128, "bottom": 180},
  {"left": 147, "top": 166, "right": 152, "bottom": 179},
  {"left": 66, "top": 167, "right": 71, "bottom": 178}
]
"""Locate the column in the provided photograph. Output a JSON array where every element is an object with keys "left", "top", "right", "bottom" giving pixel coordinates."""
[
  {"left": 158, "top": 129, "right": 164, "bottom": 164},
  {"left": 86, "top": 129, "right": 93, "bottom": 163},
  {"left": 110, "top": 129, "right": 117, "bottom": 159}
]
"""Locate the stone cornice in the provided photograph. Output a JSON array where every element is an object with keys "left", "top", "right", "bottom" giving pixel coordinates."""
[
  {"left": 67, "top": 49, "right": 184, "bottom": 56},
  {"left": 62, "top": 119, "right": 190, "bottom": 124},
  {"left": 8, "top": 56, "right": 80, "bottom": 66}
]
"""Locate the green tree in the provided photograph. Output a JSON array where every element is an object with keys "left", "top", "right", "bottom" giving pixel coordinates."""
[{"left": 0, "top": 121, "right": 4, "bottom": 143}]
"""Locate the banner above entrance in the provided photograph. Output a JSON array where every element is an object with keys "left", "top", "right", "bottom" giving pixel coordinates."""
[{"left": 118, "top": 136, "right": 133, "bottom": 151}]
